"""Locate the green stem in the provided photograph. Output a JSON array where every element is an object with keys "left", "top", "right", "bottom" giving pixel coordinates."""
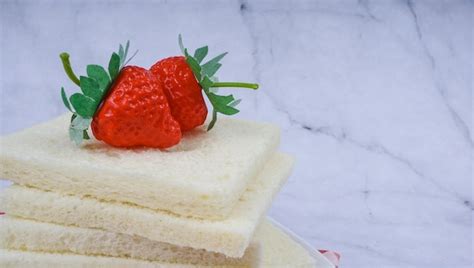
[
  {"left": 60, "top": 53, "right": 80, "bottom": 86},
  {"left": 211, "top": 82, "right": 259, "bottom": 90}
]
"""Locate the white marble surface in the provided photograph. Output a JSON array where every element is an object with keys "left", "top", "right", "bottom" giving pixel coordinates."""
[{"left": 0, "top": 0, "right": 472, "bottom": 267}]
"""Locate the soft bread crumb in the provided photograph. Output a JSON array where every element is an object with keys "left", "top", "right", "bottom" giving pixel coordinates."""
[
  {"left": 0, "top": 153, "right": 293, "bottom": 257},
  {"left": 0, "top": 219, "right": 322, "bottom": 268},
  {"left": 0, "top": 114, "right": 280, "bottom": 219},
  {"left": 0, "top": 217, "right": 259, "bottom": 266}
]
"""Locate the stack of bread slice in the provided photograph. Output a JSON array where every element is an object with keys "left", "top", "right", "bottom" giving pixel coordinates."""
[{"left": 0, "top": 115, "right": 330, "bottom": 267}]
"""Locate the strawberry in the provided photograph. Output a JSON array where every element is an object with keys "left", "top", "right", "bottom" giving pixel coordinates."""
[
  {"left": 150, "top": 56, "right": 207, "bottom": 131},
  {"left": 91, "top": 66, "right": 181, "bottom": 148},
  {"left": 59, "top": 41, "right": 181, "bottom": 148},
  {"left": 150, "top": 35, "right": 259, "bottom": 131},
  {"left": 58, "top": 37, "right": 259, "bottom": 148}
]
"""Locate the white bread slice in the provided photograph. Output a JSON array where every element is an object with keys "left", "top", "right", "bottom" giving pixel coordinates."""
[
  {"left": 0, "top": 217, "right": 259, "bottom": 267},
  {"left": 0, "top": 114, "right": 280, "bottom": 219},
  {"left": 0, "top": 153, "right": 293, "bottom": 258},
  {"left": 0, "top": 219, "right": 327, "bottom": 268},
  {"left": 0, "top": 250, "right": 194, "bottom": 268}
]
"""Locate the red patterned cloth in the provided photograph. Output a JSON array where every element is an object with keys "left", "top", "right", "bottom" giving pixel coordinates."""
[{"left": 318, "top": 249, "right": 341, "bottom": 267}]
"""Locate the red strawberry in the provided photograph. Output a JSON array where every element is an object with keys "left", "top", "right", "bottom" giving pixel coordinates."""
[
  {"left": 91, "top": 66, "right": 181, "bottom": 148},
  {"left": 150, "top": 56, "right": 207, "bottom": 131},
  {"left": 59, "top": 38, "right": 258, "bottom": 148},
  {"left": 149, "top": 36, "right": 259, "bottom": 132}
]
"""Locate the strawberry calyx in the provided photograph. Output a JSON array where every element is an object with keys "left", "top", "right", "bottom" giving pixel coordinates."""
[
  {"left": 178, "top": 35, "right": 259, "bottom": 130},
  {"left": 60, "top": 41, "right": 137, "bottom": 145}
]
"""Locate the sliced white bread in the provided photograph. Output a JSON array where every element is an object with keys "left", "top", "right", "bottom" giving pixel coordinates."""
[
  {"left": 0, "top": 219, "right": 327, "bottom": 268},
  {"left": 0, "top": 250, "right": 195, "bottom": 268},
  {"left": 0, "top": 114, "right": 280, "bottom": 220},
  {"left": 0, "top": 153, "right": 293, "bottom": 258},
  {"left": 0, "top": 216, "right": 259, "bottom": 267}
]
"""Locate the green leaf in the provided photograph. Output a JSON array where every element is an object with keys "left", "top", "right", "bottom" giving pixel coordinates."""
[
  {"left": 207, "top": 93, "right": 240, "bottom": 115},
  {"left": 108, "top": 53, "right": 121, "bottom": 80},
  {"left": 124, "top": 41, "right": 130, "bottom": 62},
  {"left": 69, "top": 93, "right": 96, "bottom": 118},
  {"left": 202, "top": 63, "right": 222, "bottom": 78},
  {"left": 69, "top": 114, "right": 91, "bottom": 144},
  {"left": 207, "top": 110, "right": 218, "bottom": 131},
  {"left": 123, "top": 49, "right": 138, "bottom": 66},
  {"left": 83, "top": 130, "right": 90, "bottom": 140},
  {"left": 201, "top": 52, "right": 227, "bottom": 77},
  {"left": 229, "top": 99, "right": 241, "bottom": 107},
  {"left": 204, "top": 76, "right": 219, "bottom": 93},
  {"left": 217, "top": 105, "right": 239, "bottom": 115},
  {"left": 178, "top": 34, "right": 185, "bottom": 54},
  {"left": 200, "top": 76, "right": 214, "bottom": 91},
  {"left": 210, "top": 92, "right": 234, "bottom": 103},
  {"left": 118, "top": 44, "right": 125, "bottom": 65},
  {"left": 70, "top": 115, "right": 92, "bottom": 130},
  {"left": 61, "top": 87, "right": 73, "bottom": 112},
  {"left": 69, "top": 127, "right": 84, "bottom": 145},
  {"left": 117, "top": 40, "right": 136, "bottom": 67},
  {"left": 80, "top": 76, "right": 101, "bottom": 101},
  {"left": 87, "top": 65, "right": 110, "bottom": 92},
  {"left": 206, "top": 52, "right": 228, "bottom": 64},
  {"left": 185, "top": 49, "right": 202, "bottom": 82},
  {"left": 209, "top": 87, "right": 219, "bottom": 94},
  {"left": 194, "top": 46, "right": 208, "bottom": 63}
]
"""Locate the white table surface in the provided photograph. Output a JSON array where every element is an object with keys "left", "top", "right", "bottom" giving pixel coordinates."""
[{"left": 1, "top": 1, "right": 472, "bottom": 267}]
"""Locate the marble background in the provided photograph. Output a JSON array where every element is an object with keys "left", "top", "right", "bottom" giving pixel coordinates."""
[{"left": 0, "top": 0, "right": 472, "bottom": 267}]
